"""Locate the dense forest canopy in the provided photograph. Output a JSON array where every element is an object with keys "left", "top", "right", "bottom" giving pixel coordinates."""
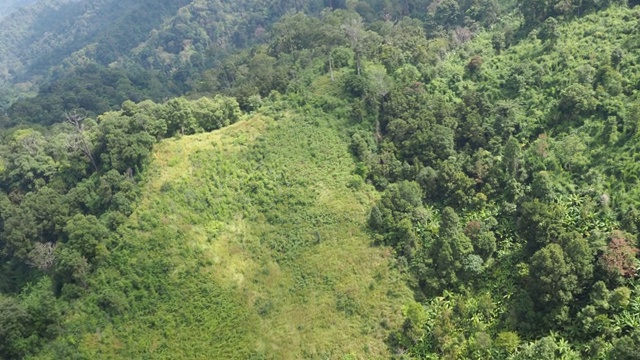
[
  {"left": 1, "top": 0, "right": 640, "bottom": 358},
  {"left": 0, "top": 0, "right": 38, "bottom": 19}
]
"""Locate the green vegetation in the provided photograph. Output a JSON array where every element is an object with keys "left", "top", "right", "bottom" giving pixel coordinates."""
[
  {"left": 0, "top": 95, "right": 242, "bottom": 358},
  {"left": 41, "top": 110, "right": 411, "bottom": 358},
  {"left": 0, "top": 0, "right": 331, "bottom": 120},
  {"left": 0, "top": 0, "right": 36, "bottom": 19},
  {"left": 363, "top": 4, "right": 640, "bottom": 358},
  {"left": 2, "top": 0, "right": 640, "bottom": 358}
]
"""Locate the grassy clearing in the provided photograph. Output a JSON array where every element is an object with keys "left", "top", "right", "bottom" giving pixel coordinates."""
[{"left": 50, "top": 110, "right": 411, "bottom": 359}]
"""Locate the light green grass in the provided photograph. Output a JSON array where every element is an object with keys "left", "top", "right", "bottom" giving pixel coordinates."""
[{"left": 45, "top": 111, "right": 411, "bottom": 359}]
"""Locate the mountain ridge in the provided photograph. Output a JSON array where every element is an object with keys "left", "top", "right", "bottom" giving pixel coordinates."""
[
  {"left": 1, "top": 1, "right": 640, "bottom": 358},
  {"left": 0, "top": 0, "right": 39, "bottom": 19}
]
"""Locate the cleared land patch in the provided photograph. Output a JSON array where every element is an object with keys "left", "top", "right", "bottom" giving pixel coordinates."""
[{"left": 63, "top": 112, "right": 411, "bottom": 359}]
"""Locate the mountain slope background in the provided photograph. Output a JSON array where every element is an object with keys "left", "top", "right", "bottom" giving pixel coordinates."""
[
  {"left": 0, "top": 0, "right": 191, "bottom": 111},
  {"left": 0, "top": 0, "right": 330, "bottom": 119},
  {"left": 0, "top": 0, "right": 38, "bottom": 19},
  {"left": 1, "top": 0, "right": 640, "bottom": 359}
]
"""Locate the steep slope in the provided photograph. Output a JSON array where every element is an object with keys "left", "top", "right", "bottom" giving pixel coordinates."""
[
  {"left": 361, "top": 4, "right": 640, "bottom": 357},
  {"left": 0, "top": 0, "right": 190, "bottom": 82},
  {"left": 4, "top": 1, "right": 640, "bottom": 358},
  {"left": 37, "top": 109, "right": 412, "bottom": 358},
  {"left": 0, "top": 0, "right": 38, "bottom": 19},
  {"left": 0, "top": 0, "right": 333, "bottom": 122},
  {"left": 0, "top": 0, "right": 191, "bottom": 112},
  {"left": 0, "top": 0, "right": 191, "bottom": 97}
]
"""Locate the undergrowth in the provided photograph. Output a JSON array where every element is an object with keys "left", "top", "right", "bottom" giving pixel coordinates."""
[{"left": 37, "top": 110, "right": 412, "bottom": 359}]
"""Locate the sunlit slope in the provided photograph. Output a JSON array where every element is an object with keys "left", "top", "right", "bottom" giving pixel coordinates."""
[{"left": 56, "top": 111, "right": 411, "bottom": 359}]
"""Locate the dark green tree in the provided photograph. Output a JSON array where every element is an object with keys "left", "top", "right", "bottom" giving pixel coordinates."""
[
  {"left": 161, "top": 98, "right": 198, "bottom": 135},
  {"left": 430, "top": 207, "right": 473, "bottom": 290},
  {"left": 64, "top": 214, "right": 109, "bottom": 262},
  {"left": 529, "top": 243, "right": 578, "bottom": 309},
  {"left": 97, "top": 112, "right": 155, "bottom": 173},
  {"left": 609, "top": 330, "right": 640, "bottom": 360},
  {"left": 0, "top": 295, "right": 33, "bottom": 359}
]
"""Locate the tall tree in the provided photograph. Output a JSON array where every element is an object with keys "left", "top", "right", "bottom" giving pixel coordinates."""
[
  {"left": 65, "top": 111, "right": 98, "bottom": 172},
  {"left": 529, "top": 243, "right": 578, "bottom": 309},
  {"left": 430, "top": 207, "right": 473, "bottom": 289},
  {"left": 342, "top": 16, "right": 366, "bottom": 75}
]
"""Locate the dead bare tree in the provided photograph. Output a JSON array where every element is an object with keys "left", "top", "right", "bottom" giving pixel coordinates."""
[
  {"left": 342, "top": 18, "right": 365, "bottom": 76},
  {"left": 27, "top": 242, "right": 57, "bottom": 272},
  {"left": 328, "top": 51, "right": 335, "bottom": 82},
  {"left": 65, "top": 110, "right": 98, "bottom": 172}
]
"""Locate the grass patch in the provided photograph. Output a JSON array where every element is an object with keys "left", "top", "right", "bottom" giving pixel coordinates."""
[{"left": 44, "top": 111, "right": 411, "bottom": 359}]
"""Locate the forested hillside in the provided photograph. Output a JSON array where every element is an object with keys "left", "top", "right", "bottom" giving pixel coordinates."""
[
  {"left": 0, "top": 0, "right": 38, "bottom": 19},
  {"left": 0, "top": 0, "right": 332, "bottom": 122},
  {"left": 0, "top": 0, "right": 191, "bottom": 111},
  {"left": 1, "top": 0, "right": 640, "bottom": 359}
]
